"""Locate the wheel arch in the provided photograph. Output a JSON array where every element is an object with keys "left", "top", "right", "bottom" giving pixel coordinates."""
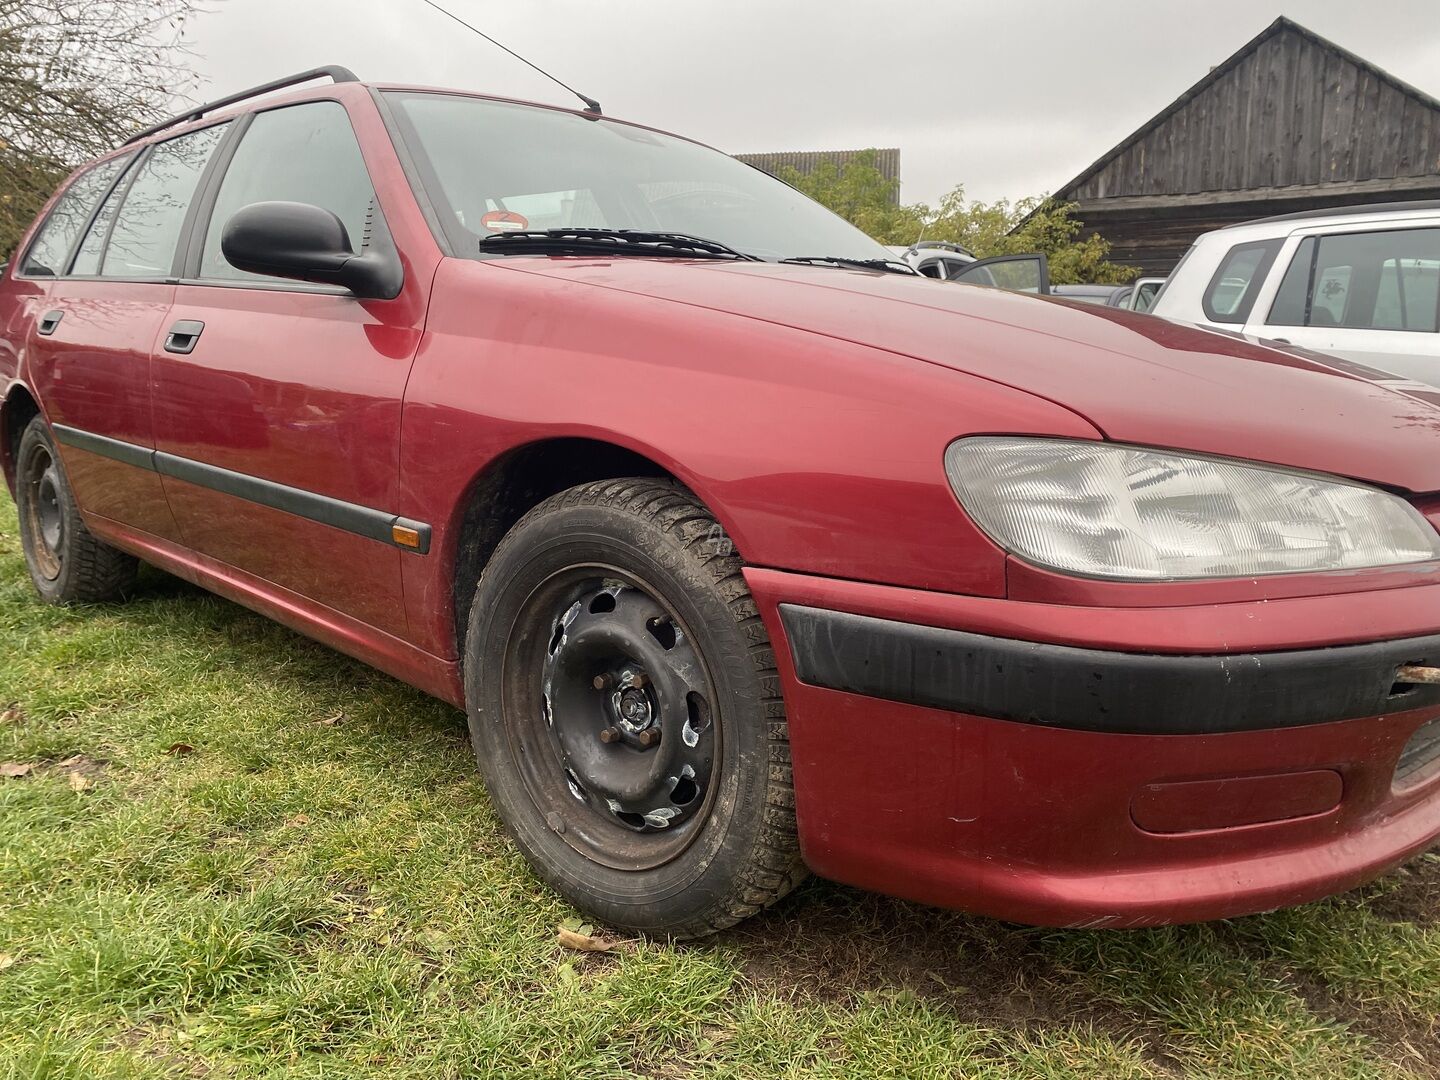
[
  {"left": 448, "top": 435, "right": 746, "bottom": 655},
  {"left": 1, "top": 382, "right": 41, "bottom": 498}
]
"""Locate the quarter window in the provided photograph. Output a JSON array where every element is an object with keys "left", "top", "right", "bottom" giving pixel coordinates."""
[
  {"left": 101, "top": 124, "right": 227, "bottom": 279},
  {"left": 19, "top": 157, "right": 129, "bottom": 277},
  {"left": 1202, "top": 240, "right": 1280, "bottom": 324},
  {"left": 199, "top": 102, "right": 383, "bottom": 282},
  {"left": 1268, "top": 228, "right": 1440, "bottom": 332},
  {"left": 71, "top": 156, "right": 142, "bottom": 277}
]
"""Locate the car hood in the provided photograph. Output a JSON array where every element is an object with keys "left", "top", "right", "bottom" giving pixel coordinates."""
[{"left": 495, "top": 258, "right": 1440, "bottom": 492}]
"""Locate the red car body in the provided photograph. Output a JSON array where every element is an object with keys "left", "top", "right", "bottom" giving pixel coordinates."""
[{"left": 4, "top": 77, "right": 1440, "bottom": 928}]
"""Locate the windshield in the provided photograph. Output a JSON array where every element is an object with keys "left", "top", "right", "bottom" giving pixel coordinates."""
[{"left": 384, "top": 92, "right": 895, "bottom": 263}]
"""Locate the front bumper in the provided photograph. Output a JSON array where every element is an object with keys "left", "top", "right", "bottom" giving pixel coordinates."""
[{"left": 747, "top": 568, "right": 1440, "bottom": 928}]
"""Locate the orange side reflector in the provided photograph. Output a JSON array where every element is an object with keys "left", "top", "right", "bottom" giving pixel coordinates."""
[{"left": 392, "top": 524, "right": 422, "bottom": 549}]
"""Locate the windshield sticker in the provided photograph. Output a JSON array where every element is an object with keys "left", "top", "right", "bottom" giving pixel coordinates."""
[{"left": 481, "top": 210, "right": 529, "bottom": 233}]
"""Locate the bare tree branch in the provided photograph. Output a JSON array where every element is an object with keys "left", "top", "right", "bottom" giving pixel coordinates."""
[{"left": 0, "top": 0, "right": 212, "bottom": 255}]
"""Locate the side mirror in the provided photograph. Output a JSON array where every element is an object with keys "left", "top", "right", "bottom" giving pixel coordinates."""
[{"left": 220, "top": 201, "right": 402, "bottom": 299}]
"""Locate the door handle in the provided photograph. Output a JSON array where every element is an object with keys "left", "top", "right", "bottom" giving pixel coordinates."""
[
  {"left": 163, "top": 319, "right": 205, "bottom": 355},
  {"left": 37, "top": 310, "right": 63, "bottom": 336}
]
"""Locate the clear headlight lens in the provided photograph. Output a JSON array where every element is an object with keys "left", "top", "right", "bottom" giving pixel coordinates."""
[{"left": 945, "top": 437, "right": 1440, "bottom": 581}]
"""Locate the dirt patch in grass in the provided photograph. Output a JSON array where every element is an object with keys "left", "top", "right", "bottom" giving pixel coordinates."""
[
  {"left": 722, "top": 881, "right": 1183, "bottom": 1071},
  {"left": 1359, "top": 852, "right": 1440, "bottom": 928},
  {"left": 1279, "top": 967, "right": 1440, "bottom": 1077},
  {"left": 114, "top": 1024, "right": 215, "bottom": 1079}
]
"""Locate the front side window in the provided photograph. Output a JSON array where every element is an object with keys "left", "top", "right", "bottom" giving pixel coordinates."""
[
  {"left": 1269, "top": 228, "right": 1440, "bottom": 332},
  {"left": 1202, "top": 240, "right": 1280, "bottom": 324},
  {"left": 385, "top": 92, "right": 894, "bottom": 263},
  {"left": 199, "top": 101, "right": 384, "bottom": 282},
  {"left": 101, "top": 123, "right": 227, "bottom": 279},
  {"left": 19, "top": 156, "right": 129, "bottom": 277}
]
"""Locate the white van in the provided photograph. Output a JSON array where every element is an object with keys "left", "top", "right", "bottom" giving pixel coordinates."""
[{"left": 1151, "top": 202, "right": 1440, "bottom": 385}]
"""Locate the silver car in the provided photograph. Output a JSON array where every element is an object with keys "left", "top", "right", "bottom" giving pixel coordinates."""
[{"left": 1151, "top": 201, "right": 1440, "bottom": 385}]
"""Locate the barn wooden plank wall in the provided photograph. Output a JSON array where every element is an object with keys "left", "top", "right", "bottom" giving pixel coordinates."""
[
  {"left": 1045, "top": 17, "right": 1440, "bottom": 274},
  {"left": 1068, "top": 25, "right": 1440, "bottom": 200}
]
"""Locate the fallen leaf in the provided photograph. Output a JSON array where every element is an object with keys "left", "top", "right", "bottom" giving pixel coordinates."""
[
  {"left": 57, "top": 754, "right": 84, "bottom": 769},
  {"left": 164, "top": 742, "right": 195, "bottom": 756},
  {"left": 0, "top": 954, "right": 15, "bottom": 971},
  {"left": 68, "top": 771, "right": 93, "bottom": 793},
  {"left": 0, "top": 762, "right": 34, "bottom": 779},
  {"left": 314, "top": 713, "right": 347, "bottom": 727},
  {"left": 284, "top": 813, "right": 311, "bottom": 828},
  {"left": 557, "top": 926, "right": 630, "bottom": 953},
  {"left": 0, "top": 704, "right": 24, "bottom": 725}
]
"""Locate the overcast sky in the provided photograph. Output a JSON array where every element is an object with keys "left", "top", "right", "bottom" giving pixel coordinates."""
[{"left": 181, "top": 0, "right": 1440, "bottom": 207}]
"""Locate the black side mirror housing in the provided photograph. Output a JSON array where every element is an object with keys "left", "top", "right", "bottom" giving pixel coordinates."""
[{"left": 220, "top": 201, "right": 402, "bottom": 300}]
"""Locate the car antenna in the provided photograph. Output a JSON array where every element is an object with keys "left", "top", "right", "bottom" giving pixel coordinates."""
[{"left": 414, "top": 0, "right": 602, "bottom": 116}]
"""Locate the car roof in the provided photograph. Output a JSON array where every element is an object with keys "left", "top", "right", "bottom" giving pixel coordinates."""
[{"left": 1248, "top": 199, "right": 1440, "bottom": 225}]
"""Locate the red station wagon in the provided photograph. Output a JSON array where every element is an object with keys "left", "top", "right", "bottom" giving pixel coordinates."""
[{"left": 3, "top": 68, "right": 1440, "bottom": 938}]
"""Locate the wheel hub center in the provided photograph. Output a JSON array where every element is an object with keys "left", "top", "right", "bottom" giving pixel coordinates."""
[{"left": 615, "top": 685, "right": 653, "bottom": 731}]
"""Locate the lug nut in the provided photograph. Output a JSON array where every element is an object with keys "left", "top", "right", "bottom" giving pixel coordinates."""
[
  {"left": 599, "top": 726, "right": 622, "bottom": 744},
  {"left": 636, "top": 728, "right": 661, "bottom": 748},
  {"left": 593, "top": 673, "right": 615, "bottom": 691},
  {"left": 626, "top": 672, "right": 650, "bottom": 689}
]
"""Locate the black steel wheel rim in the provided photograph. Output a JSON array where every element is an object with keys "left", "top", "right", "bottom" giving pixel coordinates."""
[
  {"left": 22, "top": 443, "right": 63, "bottom": 581},
  {"left": 503, "top": 565, "right": 721, "bottom": 871}
]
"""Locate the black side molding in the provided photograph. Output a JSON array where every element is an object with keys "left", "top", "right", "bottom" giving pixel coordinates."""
[
  {"left": 51, "top": 425, "right": 156, "bottom": 472},
  {"left": 779, "top": 604, "right": 1440, "bottom": 735},
  {"left": 52, "top": 423, "right": 430, "bottom": 554}
]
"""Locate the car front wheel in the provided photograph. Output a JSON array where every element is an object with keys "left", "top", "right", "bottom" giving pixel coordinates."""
[{"left": 464, "top": 478, "right": 805, "bottom": 938}]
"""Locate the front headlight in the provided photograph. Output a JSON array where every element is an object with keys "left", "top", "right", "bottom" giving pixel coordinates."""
[{"left": 944, "top": 437, "right": 1440, "bottom": 581}]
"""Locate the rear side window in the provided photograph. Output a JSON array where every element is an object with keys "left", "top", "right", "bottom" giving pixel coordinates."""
[
  {"left": 1202, "top": 240, "right": 1280, "bottom": 324},
  {"left": 19, "top": 157, "right": 129, "bottom": 277},
  {"left": 199, "top": 102, "right": 382, "bottom": 282},
  {"left": 71, "top": 156, "right": 142, "bottom": 277},
  {"left": 1268, "top": 228, "right": 1440, "bottom": 332},
  {"left": 101, "top": 123, "right": 227, "bottom": 279}
]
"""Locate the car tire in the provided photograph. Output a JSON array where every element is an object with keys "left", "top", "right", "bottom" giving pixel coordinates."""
[
  {"left": 464, "top": 478, "right": 806, "bottom": 938},
  {"left": 15, "top": 416, "right": 138, "bottom": 604}
]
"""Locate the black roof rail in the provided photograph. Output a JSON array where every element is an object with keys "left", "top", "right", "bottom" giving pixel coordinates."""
[{"left": 123, "top": 65, "right": 360, "bottom": 146}]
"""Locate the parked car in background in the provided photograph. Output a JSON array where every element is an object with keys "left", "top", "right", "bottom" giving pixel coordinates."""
[
  {"left": 1051, "top": 278, "right": 1167, "bottom": 311},
  {"left": 5, "top": 69, "right": 1440, "bottom": 939},
  {"left": 889, "top": 240, "right": 1051, "bottom": 294},
  {"left": 1151, "top": 202, "right": 1440, "bottom": 384},
  {"left": 1129, "top": 276, "right": 1166, "bottom": 312},
  {"left": 1051, "top": 283, "right": 1131, "bottom": 307}
]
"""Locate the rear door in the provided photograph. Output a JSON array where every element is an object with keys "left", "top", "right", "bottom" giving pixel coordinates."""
[
  {"left": 22, "top": 125, "right": 229, "bottom": 540},
  {"left": 150, "top": 99, "right": 423, "bottom": 636},
  {"left": 1248, "top": 221, "right": 1440, "bottom": 385}
]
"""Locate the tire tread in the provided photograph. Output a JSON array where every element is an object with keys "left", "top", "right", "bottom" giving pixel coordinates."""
[{"left": 490, "top": 477, "right": 806, "bottom": 937}]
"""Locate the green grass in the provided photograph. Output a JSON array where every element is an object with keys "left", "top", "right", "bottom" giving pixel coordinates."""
[{"left": 0, "top": 496, "right": 1436, "bottom": 1079}]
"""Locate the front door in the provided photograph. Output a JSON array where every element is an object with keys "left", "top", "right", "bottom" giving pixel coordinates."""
[{"left": 150, "top": 99, "right": 424, "bottom": 636}]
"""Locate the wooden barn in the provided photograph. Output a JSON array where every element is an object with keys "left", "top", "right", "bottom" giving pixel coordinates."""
[{"left": 1050, "top": 17, "right": 1440, "bottom": 274}]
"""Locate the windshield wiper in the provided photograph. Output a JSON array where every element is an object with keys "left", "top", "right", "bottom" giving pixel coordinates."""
[
  {"left": 779, "top": 256, "right": 917, "bottom": 276},
  {"left": 480, "top": 228, "right": 759, "bottom": 261}
]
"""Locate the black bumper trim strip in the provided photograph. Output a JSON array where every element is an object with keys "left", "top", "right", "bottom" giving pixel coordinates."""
[
  {"left": 779, "top": 604, "right": 1440, "bottom": 735},
  {"left": 51, "top": 423, "right": 431, "bottom": 555}
]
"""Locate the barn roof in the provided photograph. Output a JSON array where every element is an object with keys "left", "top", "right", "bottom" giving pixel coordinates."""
[{"left": 1051, "top": 16, "right": 1440, "bottom": 203}]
